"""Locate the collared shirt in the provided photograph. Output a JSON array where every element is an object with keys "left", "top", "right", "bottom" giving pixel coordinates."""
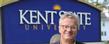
[{"left": 52, "top": 41, "right": 83, "bottom": 44}]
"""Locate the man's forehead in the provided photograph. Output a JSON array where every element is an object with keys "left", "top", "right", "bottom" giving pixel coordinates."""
[
  {"left": 60, "top": 18, "right": 78, "bottom": 25},
  {"left": 60, "top": 18, "right": 77, "bottom": 22}
]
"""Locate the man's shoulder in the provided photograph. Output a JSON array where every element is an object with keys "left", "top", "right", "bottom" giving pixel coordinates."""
[
  {"left": 52, "top": 41, "right": 84, "bottom": 44},
  {"left": 76, "top": 41, "right": 84, "bottom": 44}
]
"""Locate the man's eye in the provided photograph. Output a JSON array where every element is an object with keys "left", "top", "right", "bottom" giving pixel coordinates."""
[
  {"left": 71, "top": 26, "right": 77, "bottom": 29},
  {"left": 64, "top": 26, "right": 68, "bottom": 28}
]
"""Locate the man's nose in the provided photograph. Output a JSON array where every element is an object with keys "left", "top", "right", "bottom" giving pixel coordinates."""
[{"left": 66, "top": 27, "right": 72, "bottom": 31}]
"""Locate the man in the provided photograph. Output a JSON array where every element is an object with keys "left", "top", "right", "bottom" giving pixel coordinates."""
[{"left": 50, "top": 12, "right": 83, "bottom": 44}]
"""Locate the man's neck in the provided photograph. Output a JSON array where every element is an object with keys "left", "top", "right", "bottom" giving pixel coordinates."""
[{"left": 60, "top": 37, "right": 75, "bottom": 44}]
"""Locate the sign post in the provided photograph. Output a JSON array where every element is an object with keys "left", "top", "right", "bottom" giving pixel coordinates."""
[{"left": 0, "top": 7, "right": 2, "bottom": 44}]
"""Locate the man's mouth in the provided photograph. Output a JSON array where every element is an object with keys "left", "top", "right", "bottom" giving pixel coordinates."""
[{"left": 65, "top": 32, "right": 73, "bottom": 36}]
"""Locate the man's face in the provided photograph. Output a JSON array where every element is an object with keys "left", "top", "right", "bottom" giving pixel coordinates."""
[{"left": 59, "top": 18, "right": 78, "bottom": 40}]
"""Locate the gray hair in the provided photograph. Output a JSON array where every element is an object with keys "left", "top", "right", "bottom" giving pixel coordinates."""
[
  {"left": 50, "top": 34, "right": 60, "bottom": 44},
  {"left": 59, "top": 12, "right": 80, "bottom": 30}
]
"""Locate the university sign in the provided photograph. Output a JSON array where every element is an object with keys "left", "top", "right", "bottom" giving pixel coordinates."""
[
  {"left": 19, "top": 10, "right": 91, "bottom": 27},
  {"left": 1, "top": 0, "right": 101, "bottom": 44}
]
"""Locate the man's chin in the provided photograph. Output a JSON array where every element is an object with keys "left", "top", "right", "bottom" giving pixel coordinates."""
[{"left": 64, "top": 36, "right": 73, "bottom": 40}]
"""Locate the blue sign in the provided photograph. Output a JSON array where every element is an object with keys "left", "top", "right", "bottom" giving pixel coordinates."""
[{"left": 2, "top": 0, "right": 101, "bottom": 44}]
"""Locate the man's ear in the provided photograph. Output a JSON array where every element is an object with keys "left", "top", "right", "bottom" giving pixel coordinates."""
[{"left": 58, "top": 26, "right": 61, "bottom": 34}]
